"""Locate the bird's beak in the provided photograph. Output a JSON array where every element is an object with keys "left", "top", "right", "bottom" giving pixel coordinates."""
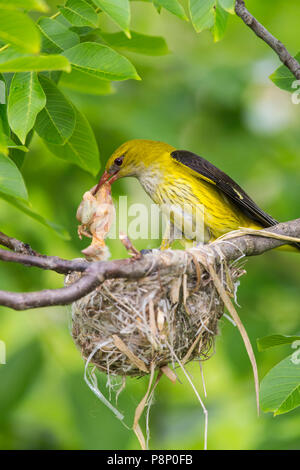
[{"left": 93, "top": 170, "right": 119, "bottom": 195}]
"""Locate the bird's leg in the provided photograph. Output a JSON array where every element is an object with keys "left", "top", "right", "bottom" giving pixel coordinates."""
[
  {"left": 182, "top": 238, "right": 197, "bottom": 249},
  {"left": 160, "top": 222, "right": 176, "bottom": 250},
  {"left": 141, "top": 223, "right": 174, "bottom": 254},
  {"left": 160, "top": 238, "right": 171, "bottom": 250},
  {"left": 119, "top": 232, "right": 141, "bottom": 259}
]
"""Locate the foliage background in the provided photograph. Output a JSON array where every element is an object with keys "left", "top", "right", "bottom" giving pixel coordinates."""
[{"left": 0, "top": 0, "right": 300, "bottom": 450}]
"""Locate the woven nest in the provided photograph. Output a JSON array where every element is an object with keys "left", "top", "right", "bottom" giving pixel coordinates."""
[{"left": 66, "top": 251, "right": 243, "bottom": 378}]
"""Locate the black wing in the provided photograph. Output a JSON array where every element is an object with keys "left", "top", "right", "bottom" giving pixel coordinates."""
[{"left": 171, "top": 150, "right": 278, "bottom": 228}]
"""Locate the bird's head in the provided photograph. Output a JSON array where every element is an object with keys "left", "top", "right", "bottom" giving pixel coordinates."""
[{"left": 95, "top": 139, "right": 175, "bottom": 192}]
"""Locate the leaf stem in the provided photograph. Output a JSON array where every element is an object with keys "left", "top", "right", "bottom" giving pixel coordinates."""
[
  {"left": 50, "top": 11, "right": 60, "bottom": 20},
  {"left": 0, "top": 44, "right": 9, "bottom": 54}
]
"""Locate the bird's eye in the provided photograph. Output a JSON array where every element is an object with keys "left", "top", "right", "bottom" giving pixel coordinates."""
[{"left": 114, "top": 156, "right": 124, "bottom": 166}]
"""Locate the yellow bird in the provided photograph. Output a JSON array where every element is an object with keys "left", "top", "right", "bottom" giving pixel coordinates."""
[{"left": 97, "top": 139, "right": 298, "bottom": 251}]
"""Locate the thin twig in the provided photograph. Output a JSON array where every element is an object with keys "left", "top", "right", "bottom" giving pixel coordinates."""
[
  {"left": 0, "top": 248, "right": 88, "bottom": 275},
  {"left": 235, "top": 0, "right": 300, "bottom": 80},
  {"left": 0, "top": 231, "right": 38, "bottom": 255}
]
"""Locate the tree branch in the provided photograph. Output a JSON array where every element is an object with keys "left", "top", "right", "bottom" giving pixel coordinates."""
[
  {"left": 235, "top": 0, "right": 300, "bottom": 80},
  {"left": 0, "top": 231, "right": 38, "bottom": 255},
  {"left": 0, "top": 219, "right": 299, "bottom": 311},
  {"left": 0, "top": 248, "right": 89, "bottom": 275},
  {"left": 0, "top": 231, "right": 89, "bottom": 274}
]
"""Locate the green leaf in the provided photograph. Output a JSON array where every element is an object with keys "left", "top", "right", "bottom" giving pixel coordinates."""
[
  {"left": 218, "top": 0, "right": 235, "bottom": 14},
  {"left": 35, "top": 75, "right": 75, "bottom": 145},
  {"left": 0, "top": 86, "right": 8, "bottom": 118},
  {"left": 0, "top": 110, "right": 9, "bottom": 138},
  {"left": 212, "top": 1, "right": 228, "bottom": 42},
  {"left": 0, "top": 115, "right": 8, "bottom": 155},
  {"left": 69, "top": 25, "right": 94, "bottom": 37},
  {"left": 189, "top": 0, "right": 215, "bottom": 32},
  {"left": 0, "top": 0, "right": 49, "bottom": 11},
  {"left": 38, "top": 17, "right": 80, "bottom": 54},
  {"left": 45, "top": 106, "right": 100, "bottom": 176},
  {"left": 257, "top": 334, "right": 300, "bottom": 352},
  {"left": 0, "top": 53, "right": 71, "bottom": 73},
  {"left": 100, "top": 30, "right": 169, "bottom": 56},
  {"left": 260, "top": 353, "right": 300, "bottom": 416},
  {"left": 62, "top": 42, "right": 140, "bottom": 81},
  {"left": 59, "top": 68, "right": 114, "bottom": 95},
  {"left": 0, "top": 153, "right": 28, "bottom": 200},
  {"left": 85, "top": 0, "right": 98, "bottom": 7},
  {"left": 8, "top": 130, "right": 32, "bottom": 169},
  {"left": 0, "top": 82, "right": 9, "bottom": 155},
  {"left": 0, "top": 45, "right": 24, "bottom": 63},
  {"left": 0, "top": 340, "right": 43, "bottom": 419},
  {"left": 270, "top": 53, "right": 300, "bottom": 92},
  {"left": 39, "top": 69, "right": 62, "bottom": 82},
  {"left": 0, "top": 191, "right": 70, "bottom": 239},
  {"left": 93, "top": 0, "right": 131, "bottom": 36},
  {"left": 154, "top": 3, "right": 162, "bottom": 14},
  {"left": 7, "top": 139, "right": 28, "bottom": 152},
  {"left": 0, "top": 10, "right": 40, "bottom": 54},
  {"left": 59, "top": 0, "right": 99, "bottom": 28},
  {"left": 8, "top": 72, "right": 46, "bottom": 144},
  {"left": 154, "top": 0, "right": 188, "bottom": 21}
]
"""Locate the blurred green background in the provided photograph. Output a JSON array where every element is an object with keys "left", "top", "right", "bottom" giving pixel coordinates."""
[{"left": 0, "top": 0, "right": 300, "bottom": 450}]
